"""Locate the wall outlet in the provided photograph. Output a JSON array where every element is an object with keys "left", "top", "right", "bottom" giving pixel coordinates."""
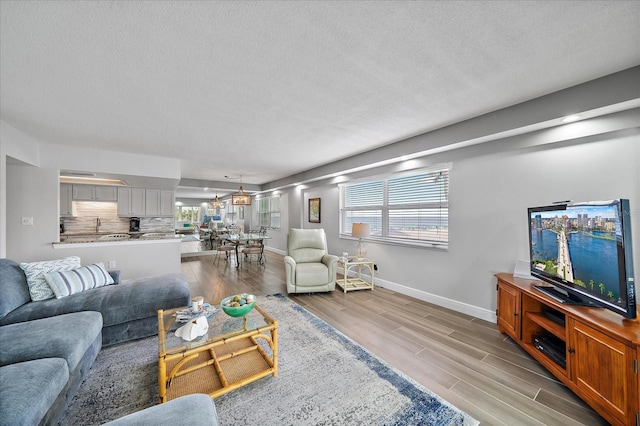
[
  {"left": 374, "top": 264, "right": 378, "bottom": 271},
  {"left": 108, "top": 260, "right": 116, "bottom": 269},
  {"left": 21, "top": 217, "right": 34, "bottom": 226}
]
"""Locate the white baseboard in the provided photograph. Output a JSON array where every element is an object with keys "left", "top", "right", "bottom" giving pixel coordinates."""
[
  {"left": 265, "top": 246, "right": 286, "bottom": 256},
  {"left": 274, "top": 259, "right": 497, "bottom": 323},
  {"left": 340, "top": 267, "right": 496, "bottom": 323}
]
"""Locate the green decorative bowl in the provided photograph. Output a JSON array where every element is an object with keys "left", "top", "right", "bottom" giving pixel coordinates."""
[{"left": 221, "top": 294, "right": 256, "bottom": 317}]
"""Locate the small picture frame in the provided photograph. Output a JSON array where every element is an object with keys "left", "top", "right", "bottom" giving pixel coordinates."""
[{"left": 309, "top": 198, "right": 321, "bottom": 223}]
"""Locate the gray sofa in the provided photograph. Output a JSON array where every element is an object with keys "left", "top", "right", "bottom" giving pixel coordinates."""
[
  {"left": 103, "top": 394, "right": 218, "bottom": 426},
  {"left": 0, "top": 312, "right": 103, "bottom": 426},
  {"left": 0, "top": 257, "right": 192, "bottom": 425},
  {"left": 0, "top": 258, "right": 190, "bottom": 346}
]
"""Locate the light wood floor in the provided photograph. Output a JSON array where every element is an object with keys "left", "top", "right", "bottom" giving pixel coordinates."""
[{"left": 181, "top": 251, "right": 608, "bottom": 426}]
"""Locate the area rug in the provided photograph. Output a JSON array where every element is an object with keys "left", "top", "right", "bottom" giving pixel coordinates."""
[{"left": 62, "top": 294, "right": 478, "bottom": 425}]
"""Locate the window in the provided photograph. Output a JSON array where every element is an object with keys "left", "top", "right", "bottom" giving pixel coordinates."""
[
  {"left": 257, "top": 196, "right": 281, "bottom": 230},
  {"left": 339, "top": 165, "right": 450, "bottom": 248},
  {"left": 175, "top": 205, "right": 202, "bottom": 223}
]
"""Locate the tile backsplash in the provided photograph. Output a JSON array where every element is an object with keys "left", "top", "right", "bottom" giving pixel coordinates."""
[
  {"left": 140, "top": 217, "right": 174, "bottom": 232},
  {"left": 61, "top": 202, "right": 174, "bottom": 234}
]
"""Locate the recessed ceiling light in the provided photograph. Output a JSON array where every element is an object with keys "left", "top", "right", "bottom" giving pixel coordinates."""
[{"left": 562, "top": 114, "right": 581, "bottom": 123}]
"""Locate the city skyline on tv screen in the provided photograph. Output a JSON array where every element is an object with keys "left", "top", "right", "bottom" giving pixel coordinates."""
[{"left": 530, "top": 202, "right": 623, "bottom": 302}]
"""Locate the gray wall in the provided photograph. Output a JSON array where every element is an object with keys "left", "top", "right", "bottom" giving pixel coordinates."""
[{"left": 268, "top": 124, "right": 639, "bottom": 321}]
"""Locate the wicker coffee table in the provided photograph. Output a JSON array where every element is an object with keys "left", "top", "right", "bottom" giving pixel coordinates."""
[{"left": 157, "top": 303, "right": 278, "bottom": 402}]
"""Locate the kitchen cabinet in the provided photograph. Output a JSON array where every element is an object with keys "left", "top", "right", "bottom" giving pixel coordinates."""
[
  {"left": 117, "top": 187, "right": 146, "bottom": 217},
  {"left": 72, "top": 185, "right": 118, "bottom": 201},
  {"left": 60, "top": 184, "right": 74, "bottom": 216},
  {"left": 496, "top": 273, "right": 639, "bottom": 426},
  {"left": 145, "top": 189, "right": 174, "bottom": 217}
]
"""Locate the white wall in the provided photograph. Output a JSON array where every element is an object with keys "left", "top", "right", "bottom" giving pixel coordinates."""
[{"left": 272, "top": 126, "right": 639, "bottom": 322}]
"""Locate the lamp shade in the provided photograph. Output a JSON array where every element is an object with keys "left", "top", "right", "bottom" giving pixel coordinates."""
[{"left": 351, "top": 223, "right": 370, "bottom": 239}]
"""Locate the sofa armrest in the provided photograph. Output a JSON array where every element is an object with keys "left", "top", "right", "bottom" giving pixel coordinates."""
[
  {"left": 321, "top": 254, "right": 338, "bottom": 267},
  {"left": 321, "top": 254, "right": 339, "bottom": 282},
  {"left": 284, "top": 255, "right": 297, "bottom": 287},
  {"left": 103, "top": 394, "right": 218, "bottom": 426}
]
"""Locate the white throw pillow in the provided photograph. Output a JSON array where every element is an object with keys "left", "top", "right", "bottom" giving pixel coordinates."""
[
  {"left": 20, "top": 256, "right": 81, "bottom": 301},
  {"left": 44, "top": 262, "right": 114, "bottom": 298}
]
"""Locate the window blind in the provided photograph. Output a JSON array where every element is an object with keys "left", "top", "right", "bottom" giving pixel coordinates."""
[{"left": 339, "top": 166, "right": 450, "bottom": 248}]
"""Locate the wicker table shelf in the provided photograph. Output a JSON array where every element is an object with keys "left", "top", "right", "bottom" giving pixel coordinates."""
[
  {"left": 337, "top": 258, "right": 375, "bottom": 293},
  {"left": 157, "top": 304, "right": 278, "bottom": 402}
]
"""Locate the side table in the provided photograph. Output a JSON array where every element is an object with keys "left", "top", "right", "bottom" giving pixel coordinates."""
[{"left": 337, "top": 258, "right": 374, "bottom": 293}]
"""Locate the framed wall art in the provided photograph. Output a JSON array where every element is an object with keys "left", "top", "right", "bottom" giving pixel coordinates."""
[{"left": 309, "top": 198, "right": 321, "bottom": 223}]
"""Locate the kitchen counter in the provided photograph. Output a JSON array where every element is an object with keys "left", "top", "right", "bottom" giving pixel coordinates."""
[
  {"left": 60, "top": 230, "right": 174, "bottom": 240},
  {"left": 55, "top": 232, "right": 181, "bottom": 246}
]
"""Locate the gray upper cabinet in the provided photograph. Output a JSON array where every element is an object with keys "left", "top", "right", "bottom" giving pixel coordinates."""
[
  {"left": 60, "top": 184, "right": 74, "bottom": 216},
  {"left": 145, "top": 189, "right": 174, "bottom": 217},
  {"left": 72, "top": 185, "right": 118, "bottom": 201},
  {"left": 117, "top": 187, "right": 146, "bottom": 217},
  {"left": 95, "top": 186, "right": 118, "bottom": 201}
]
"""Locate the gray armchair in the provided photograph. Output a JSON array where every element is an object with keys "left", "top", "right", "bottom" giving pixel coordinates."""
[{"left": 284, "top": 228, "right": 338, "bottom": 293}]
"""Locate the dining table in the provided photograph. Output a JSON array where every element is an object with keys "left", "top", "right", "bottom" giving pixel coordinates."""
[{"left": 221, "top": 234, "right": 271, "bottom": 268}]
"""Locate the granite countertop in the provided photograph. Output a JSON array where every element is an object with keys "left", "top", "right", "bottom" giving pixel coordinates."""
[{"left": 57, "top": 231, "right": 177, "bottom": 244}]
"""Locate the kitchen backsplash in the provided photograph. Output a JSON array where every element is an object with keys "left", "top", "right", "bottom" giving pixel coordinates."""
[
  {"left": 61, "top": 202, "right": 174, "bottom": 234},
  {"left": 140, "top": 217, "right": 174, "bottom": 232}
]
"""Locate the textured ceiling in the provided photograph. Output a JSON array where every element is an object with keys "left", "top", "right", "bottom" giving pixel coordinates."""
[{"left": 2, "top": 1, "right": 640, "bottom": 193}]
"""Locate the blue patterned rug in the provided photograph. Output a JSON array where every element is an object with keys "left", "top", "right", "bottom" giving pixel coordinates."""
[{"left": 63, "top": 294, "right": 478, "bottom": 425}]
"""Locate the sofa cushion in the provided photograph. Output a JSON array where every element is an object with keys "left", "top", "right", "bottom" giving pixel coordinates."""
[
  {"left": 0, "top": 311, "right": 103, "bottom": 370},
  {"left": 19, "top": 256, "right": 81, "bottom": 301},
  {"left": 0, "top": 358, "right": 69, "bottom": 426},
  {"left": 45, "top": 262, "right": 114, "bottom": 298},
  {"left": 295, "top": 263, "right": 330, "bottom": 286},
  {"left": 102, "top": 394, "right": 218, "bottom": 426},
  {"left": 288, "top": 228, "right": 328, "bottom": 263},
  {"left": 0, "top": 258, "right": 31, "bottom": 320}
]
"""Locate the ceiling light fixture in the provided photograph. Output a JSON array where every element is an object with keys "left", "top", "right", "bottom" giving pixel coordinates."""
[
  {"left": 60, "top": 176, "right": 127, "bottom": 186},
  {"left": 231, "top": 175, "right": 252, "bottom": 206},
  {"left": 210, "top": 192, "right": 223, "bottom": 209},
  {"left": 562, "top": 114, "right": 581, "bottom": 123}
]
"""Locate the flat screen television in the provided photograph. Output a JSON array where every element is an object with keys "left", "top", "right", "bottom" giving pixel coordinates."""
[{"left": 527, "top": 199, "right": 636, "bottom": 319}]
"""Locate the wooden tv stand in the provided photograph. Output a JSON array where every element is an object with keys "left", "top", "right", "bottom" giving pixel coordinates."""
[{"left": 496, "top": 273, "right": 640, "bottom": 426}]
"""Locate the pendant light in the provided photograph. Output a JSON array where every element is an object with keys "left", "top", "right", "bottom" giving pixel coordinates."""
[{"left": 231, "top": 175, "right": 252, "bottom": 206}]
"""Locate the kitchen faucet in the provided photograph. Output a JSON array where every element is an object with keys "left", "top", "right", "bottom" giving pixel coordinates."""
[{"left": 96, "top": 217, "right": 101, "bottom": 233}]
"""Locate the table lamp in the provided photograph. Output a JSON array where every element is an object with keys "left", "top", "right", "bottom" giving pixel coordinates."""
[{"left": 352, "top": 223, "right": 370, "bottom": 260}]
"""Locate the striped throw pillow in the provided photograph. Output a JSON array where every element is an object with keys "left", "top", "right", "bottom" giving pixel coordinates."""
[
  {"left": 44, "top": 262, "right": 114, "bottom": 298},
  {"left": 20, "top": 256, "right": 82, "bottom": 301}
]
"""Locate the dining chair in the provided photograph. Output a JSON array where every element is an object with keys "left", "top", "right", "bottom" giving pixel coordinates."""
[{"left": 214, "top": 239, "right": 236, "bottom": 264}]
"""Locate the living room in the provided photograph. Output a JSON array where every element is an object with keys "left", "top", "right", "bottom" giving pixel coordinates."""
[
  {"left": 1, "top": 2, "right": 639, "bottom": 425},
  {"left": 3, "top": 69, "right": 638, "bottom": 323}
]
